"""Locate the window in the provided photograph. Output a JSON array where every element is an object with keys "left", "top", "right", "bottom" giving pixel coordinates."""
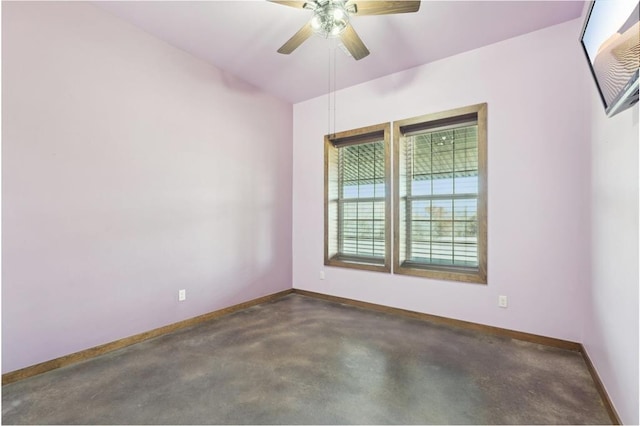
[
  {"left": 325, "top": 123, "right": 391, "bottom": 272},
  {"left": 394, "top": 103, "right": 487, "bottom": 283}
]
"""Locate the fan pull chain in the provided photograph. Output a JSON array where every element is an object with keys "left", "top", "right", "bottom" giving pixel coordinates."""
[
  {"left": 333, "top": 39, "right": 337, "bottom": 138},
  {"left": 327, "top": 38, "right": 337, "bottom": 139},
  {"left": 328, "top": 41, "right": 332, "bottom": 138}
]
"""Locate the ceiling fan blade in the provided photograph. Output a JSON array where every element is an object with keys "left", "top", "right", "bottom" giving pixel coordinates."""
[
  {"left": 340, "top": 24, "right": 370, "bottom": 60},
  {"left": 269, "top": 0, "right": 309, "bottom": 9},
  {"left": 351, "top": 1, "right": 420, "bottom": 15},
  {"left": 278, "top": 21, "right": 314, "bottom": 54}
]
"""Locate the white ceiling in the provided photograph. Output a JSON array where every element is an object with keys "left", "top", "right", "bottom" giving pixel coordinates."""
[{"left": 95, "top": 0, "right": 586, "bottom": 103}]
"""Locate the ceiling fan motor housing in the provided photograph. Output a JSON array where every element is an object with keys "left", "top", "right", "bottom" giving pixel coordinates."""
[
  {"left": 309, "top": 0, "right": 352, "bottom": 38},
  {"left": 273, "top": 0, "right": 420, "bottom": 60}
]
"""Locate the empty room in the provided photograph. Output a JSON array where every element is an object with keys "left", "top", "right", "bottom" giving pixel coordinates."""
[{"left": 2, "top": 0, "right": 638, "bottom": 424}]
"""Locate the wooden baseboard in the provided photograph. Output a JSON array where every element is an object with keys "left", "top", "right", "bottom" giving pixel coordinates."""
[
  {"left": 2, "top": 289, "right": 293, "bottom": 385},
  {"left": 580, "top": 345, "right": 622, "bottom": 425},
  {"left": 292, "top": 289, "right": 581, "bottom": 351}
]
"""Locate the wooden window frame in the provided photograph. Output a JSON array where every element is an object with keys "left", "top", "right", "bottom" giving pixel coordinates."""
[
  {"left": 393, "top": 103, "right": 488, "bottom": 284},
  {"left": 324, "top": 123, "right": 391, "bottom": 273}
]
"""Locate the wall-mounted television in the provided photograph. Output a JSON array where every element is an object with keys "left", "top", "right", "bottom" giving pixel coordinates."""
[{"left": 580, "top": 0, "right": 639, "bottom": 117}]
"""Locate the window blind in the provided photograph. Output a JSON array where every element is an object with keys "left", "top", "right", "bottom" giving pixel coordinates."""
[
  {"left": 404, "top": 124, "right": 479, "bottom": 267},
  {"left": 338, "top": 140, "right": 386, "bottom": 260}
]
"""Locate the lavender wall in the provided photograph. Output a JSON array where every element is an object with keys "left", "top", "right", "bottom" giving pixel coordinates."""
[
  {"left": 584, "top": 52, "right": 639, "bottom": 425},
  {"left": 293, "top": 20, "right": 591, "bottom": 342},
  {"left": 2, "top": 2, "right": 293, "bottom": 373}
]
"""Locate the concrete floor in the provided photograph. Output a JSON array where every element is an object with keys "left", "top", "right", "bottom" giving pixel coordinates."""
[{"left": 3, "top": 294, "right": 611, "bottom": 424}]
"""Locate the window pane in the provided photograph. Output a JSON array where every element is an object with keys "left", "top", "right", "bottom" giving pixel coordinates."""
[
  {"left": 405, "top": 124, "right": 479, "bottom": 268},
  {"left": 343, "top": 203, "right": 357, "bottom": 220},
  {"left": 343, "top": 220, "right": 358, "bottom": 239},
  {"left": 431, "top": 199, "right": 453, "bottom": 220},
  {"left": 433, "top": 178, "right": 454, "bottom": 195},
  {"left": 343, "top": 184, "right": 359, "bottom": 199},
  {"left": 337, "top": 140, "right": 385, "bottom": 260},
  {"left": 453, "top": 199, "right": 477, "bottom": 223},
  {"left": 411, "top": 220, "right": 431, "bottom": 242},
  {"left": 454, "top": 176, "right": 478, "bottom": 195},
  {"left": 411, "top": 178, "right": 432, "bottom": 196},
  {"left": 411, "top": 199, "right": 430, "bottom": 218}
]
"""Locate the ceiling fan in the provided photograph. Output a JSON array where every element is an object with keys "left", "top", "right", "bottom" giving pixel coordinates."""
[{"left": 270, "top": 0, "right": 421, "bottom": 60}]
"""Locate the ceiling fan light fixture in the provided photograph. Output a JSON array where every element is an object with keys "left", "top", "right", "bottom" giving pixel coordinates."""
[{"left": 310, "top": 2, "right": 349, "bottom": 38}]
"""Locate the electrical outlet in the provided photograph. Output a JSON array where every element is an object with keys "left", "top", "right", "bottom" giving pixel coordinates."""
[
  {"left": 178, "top": 289, "right": 186, "bottom": 302},
  {"left": 320, "top": 271, "right": 325, "bottom": 280},
  {"left": 498, "top": 295, "right": 508, "bottom": 308}
]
